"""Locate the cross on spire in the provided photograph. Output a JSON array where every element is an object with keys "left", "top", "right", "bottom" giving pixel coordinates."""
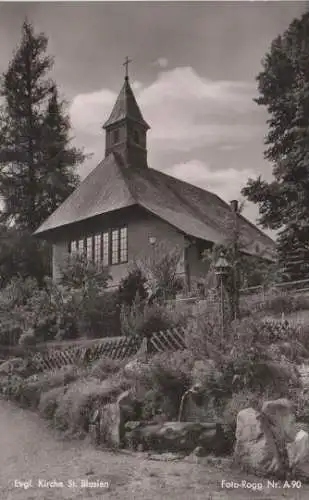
[{"left": 123, "top": 56, "right": 132, "bottom": 80}]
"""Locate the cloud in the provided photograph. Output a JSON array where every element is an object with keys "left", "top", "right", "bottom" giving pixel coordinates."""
[
  {"left": 132, "top": 80, "right": 143, "bottom": 91},
  {"left": 161, "top": 159, "right": 271, "bottom": 229},
  {"left": 162, "top": 159, "right": 254, "bottom": 203},
  {"left": 154, "top": 57, "right": 169, "bottom": 68},
  {"left": 69, "top": 66, "right": 260, "bottom": 155}
]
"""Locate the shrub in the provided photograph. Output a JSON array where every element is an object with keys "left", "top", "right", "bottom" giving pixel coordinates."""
[
  {"left": 79, "top": 291, "right": 121, "bottom": 338},
  {"left": 121, "top": 300, "right": 189, "bottom": 337},
  {"left": 59, "top": 253, "right": 111, "bottom": 291},
  {"left": 118, "top": 268, "right": 148, "bottom": 307},
  {"left": 53, "top": 374, "right": 131, "bottom": 436},
  {"left": 133, "top": 350, "right": 194, "bottom": 420},
  {"left": 89, "top": 358, "right": 125, "bottom": 381}
]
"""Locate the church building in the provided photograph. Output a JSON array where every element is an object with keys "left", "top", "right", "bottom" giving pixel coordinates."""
[{"left": 34, "top": 63, "right": 275, "bottom": 290}]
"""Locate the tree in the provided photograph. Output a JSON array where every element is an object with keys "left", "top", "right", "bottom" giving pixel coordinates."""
[
  {"left": 203, "top": 201, "right": 273, "bottom": 319},
  {"left": 0, "top": 225, "right": 51, "bottom": 288},
  {"left": 241, "top": 12, "right": 309, "bottom": 281},
  {"left": 0, "top": 20, "right": 84, "bottom": 231},
  {"left": 118, "top": 267, "right": 148, "bottom": 307},
  {"left": 38, "top": 85, "right": 82, "bottom": 221}
]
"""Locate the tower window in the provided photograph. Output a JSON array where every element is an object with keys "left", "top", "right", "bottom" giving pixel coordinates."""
[
  {"left": 133, "top": 130, "right": 139, "bottom": 144},
  {"left": 113, "top": 129, "right": 120, "bottom": 144}
]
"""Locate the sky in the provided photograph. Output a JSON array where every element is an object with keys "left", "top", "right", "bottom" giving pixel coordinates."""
[{"left": 0, "top": 1, "right": 307, "bottom": 236}]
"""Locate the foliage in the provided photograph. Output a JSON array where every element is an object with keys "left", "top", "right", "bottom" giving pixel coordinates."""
[
  {"left": 53, "top": 375, "right": 130, "bottom": 436},
  {"left": 202, "top": 201, "right": 274, "bottom": 319},
  {"left": 0, "top": 21, "right": 84, "bottom": 231},
  {"left": 118, "top": 267, "right": 148, "bottom": 306},
  {"left": 121, "top": 299, "right": 189, "bottom": 337},
  {"left": 133, "top": 350, "right": 195, "bottom": 420},
  {"left": 79, "top": 290, "right": 121, "bottom": 338},
  {"left": 136, "top": 242, "right": 184, "bottom": 302},
  {"left": 59, "top": 253, "right": 111, "bottom": 292},
  {"left": 0, "top": 226, "right": 51, "bottom": 288},
  {"left": 89, "top": 358, "right": 126, "bottom": 381},
  {"left": 241, "top": 12, "right": 309, "bottom": 281},
  {"left": 260, "top": 291, "right": 309, "bottom": 316}
]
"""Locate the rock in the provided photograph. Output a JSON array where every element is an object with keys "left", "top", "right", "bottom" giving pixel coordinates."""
[
  {"left": 124, "top": 421, "right": 228, "bottom": 455},
  {"left": 178, "top": 385, "right": 218, "bottom": 422},
  {"left": 123, "top": 359, "right": 148, "bottom": 378},
  {"left": 262, "top": 399, "right": 297, "bottom": 444},
  {"left": 99, "top": 403, "right": 121, "bottom": 447},
  {"left": 0, "top": 357, "right": 24, "bottom": 375},
  {"left": 234, "top": 407, "right": 282, "bottom": 476},
  {"left": 287, "top": 430, "right": 309, "bottom": 468},
  {"left": 98, "top": 390, "right": 140, "bottom": 448}
]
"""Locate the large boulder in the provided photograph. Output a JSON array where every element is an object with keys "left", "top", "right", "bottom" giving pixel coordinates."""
[
  {"left": 124, "top": 421, "right": 229, "bottom": 455},
  {"left": 288, "top": 430, "right": 309, "bottom": 468},
  {"left": 234, "top": 407, "right": 282, "bottom": 476},
  {"left": 97, "top": 390, "right": 140, "bottom": 448},
  {"left": 261, "top": 398, "right": 297, "bottom": 464}
]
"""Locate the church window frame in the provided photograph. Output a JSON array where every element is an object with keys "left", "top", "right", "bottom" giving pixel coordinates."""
[{"left": 69, "top": 225, "right": 128, "bottom": 267}]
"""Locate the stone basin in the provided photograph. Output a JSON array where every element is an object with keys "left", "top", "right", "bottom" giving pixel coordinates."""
[{"left": 124, "top": 421, "right": 232, "bottom": 455}]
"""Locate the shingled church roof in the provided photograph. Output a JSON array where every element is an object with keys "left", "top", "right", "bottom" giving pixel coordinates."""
[{"left": 34, "top": 152, "right": 274, "bottom": 258}]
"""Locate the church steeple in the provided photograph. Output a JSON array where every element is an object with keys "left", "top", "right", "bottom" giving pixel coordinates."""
[{"left": 103, "top": 58, "right": 150, "bottom": 168}]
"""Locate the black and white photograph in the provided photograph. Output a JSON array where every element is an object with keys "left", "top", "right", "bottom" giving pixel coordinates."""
[{"left": 1, "top": 1, "right": 309, "bottom": 498}]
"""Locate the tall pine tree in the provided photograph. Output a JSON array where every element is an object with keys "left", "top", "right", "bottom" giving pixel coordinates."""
[
  {"left": 0, "top": 21, "right": 84, "bottom": 231},
  {"left": 241, "top": 12, "right": 309, "bottom": 281},
  {"left": 39, "top": 85, "right": 82, "bottom": 221}
]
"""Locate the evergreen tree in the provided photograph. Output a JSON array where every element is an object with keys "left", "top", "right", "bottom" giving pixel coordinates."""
[
  {"left": 39, "top": 85, "right": 82, "bottom": 220},
  {"left": 0, "top": 21, "right": 84, "bottom": 231},
  {"left": 241, "top": 12, "right": 309, "bottom": 281}
]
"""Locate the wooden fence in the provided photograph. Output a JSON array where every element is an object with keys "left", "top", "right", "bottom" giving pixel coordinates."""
[
  {"left": 30, "top": 335, "right": 142, "bottom": 372},
  {"left": 28, "top": 327, "right": 188, "bottom": 372}
]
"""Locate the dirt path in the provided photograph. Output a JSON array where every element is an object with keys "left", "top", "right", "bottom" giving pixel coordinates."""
[{"left": 0, "top": 400, "right": 308, "bottom": 500}]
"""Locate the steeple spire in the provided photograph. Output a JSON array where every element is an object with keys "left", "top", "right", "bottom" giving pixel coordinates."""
[
  {"left": 123, "top": 56, "right": 132, "bottom": 81},
  {"left": 103, "top": 63, "right": 150, "bottom": 168}
]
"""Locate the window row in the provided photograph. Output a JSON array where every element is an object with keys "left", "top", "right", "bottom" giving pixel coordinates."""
[{"left": 69, "top": 227, "right": 128, "bottom": 265}]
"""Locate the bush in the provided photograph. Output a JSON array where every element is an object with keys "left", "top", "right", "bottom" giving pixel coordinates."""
[
  {"left": 121, "top": 300, "right": 189, "bottom": 337},
  {"left": 79, "top": 291, "right": 121, "bottom": 338},
  {"left": 261, "top": 292, "right": 309, "bottom": 316},
  {"left": 132, "top": 350, "right": 195, "bottom": 420},
  {"left": 118, "top": 268, "right": 148, "bottom": 307},
  {"left": 53, "top": 374, "right": 131, "bottom": 436},
  {"left": 89, "top": 358, "right": 125, "bottom": 381}
]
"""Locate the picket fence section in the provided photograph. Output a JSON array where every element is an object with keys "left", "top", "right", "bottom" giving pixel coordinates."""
[
  {"left": 29, "top": 328, "right": 188, "bottom": 372},
  {"left": 31, "top": 335, "right": 142, "bottom": 372}
]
